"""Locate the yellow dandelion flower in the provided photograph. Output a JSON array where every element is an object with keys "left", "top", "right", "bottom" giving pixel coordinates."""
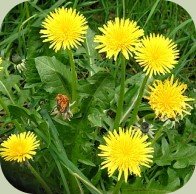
[
  {"left": 98, "top": 127, "right": 154, "bottom": 182},
  {"left": 135, "top": 34, "right": 179, "bottom": 77},
  {"left": 94, "top": 17, "right": 144, "bottom": 60},
  {"left": 147, "top": 76, "right": 193, "bottom": 119},
  {"left": 40, "top": 7, "right": 88, "bottom": 52},
  {"left": 0, "top": 132, "right": 40, "bottom": 163}
]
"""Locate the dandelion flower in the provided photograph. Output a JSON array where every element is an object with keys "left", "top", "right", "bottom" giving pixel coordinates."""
[
  {"left": 98, "top": 127, "right": 154, "bottom": 182},
  {"left": 147, "top": 76, "right": 193, "bottom": 120},
  {"left": 0, "top": 132, "right": 40, "bottom": 163},
  {"left": 40, "top": 7, "right": 88, "bottom": 52},
  {"left": 135, "top": 34, "right": 179, "bottom": 77},
  {"left": 94, "top": 18, "right": 144, "bottom": 60}
]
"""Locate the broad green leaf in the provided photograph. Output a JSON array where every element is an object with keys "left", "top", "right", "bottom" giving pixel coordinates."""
[
  {"left": 83, "top": 28, "right": 102, "bottom": 75},
  {"left": 8, "top": 104, "right": 41, "bottom": 124},
  {"left": 18, "top": 89, "right": 30, "bottom": 105},
  {"left": 79, "top": 71, "right": 115, "bottom": 119},
  {"left": 173, "top": 144, "right": 196, "bottom": 168},
  {"left": 35, "top": 56, "right": 72, "bottom": 95},
  {"left": 8, "top": 104, "right": 32, "bottom": 120},
  {"left": 88, "top": 109, "right": 103, "bottom": 128},
  {"left": 0, "top": 75, "right": 21, "bottom": 104},
  {"left": 161, "top": 137, "right": 170, "bottom": 156},
  {"left": 166, "top": 168, "right": 180, "bottom": 191},
  {"left": 0, "top": 96, "right": 10, "bottom": 115},
  {"left": 40, "top": 109, "right": 102, "bottom": 194},
  {"left": 52, "top": 118, "right": 77, "bottom": 145},
  {"left": 155, "top": 141, "right": 196, "bottom": 168},
  {"left": 25, "top": 59, "right": 41, "bottom": 85}
]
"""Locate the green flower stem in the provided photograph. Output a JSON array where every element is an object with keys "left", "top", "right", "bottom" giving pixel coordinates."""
[
  {"left": 26, "top": 161, "right": 53, "bottom": 194},
  {"left": 114, "top": 59, "right": 119, "bottom": 86},
  {"left": 151, "top": 126, "right": 164, "bottom": 146},
  {"left": 114, "top": 56, "right": 126, "bottom": 130},
  {"left": 116, "top": 0, "right": 119, "bottom": 17},
  {"left": 120, "top": 92, "right": 138, "bottom": 123},
  {"left": 122, "top": 0, "right": 126, "bottom": 18},
  {"left": 128, "top": 75, "right": 149, "bottom": 126},
  {"left": 67, "top": 49, "right": 78, "bottom": 109},
  {"left": 113, "top": 176, "right": 124, "bottom": 194}
]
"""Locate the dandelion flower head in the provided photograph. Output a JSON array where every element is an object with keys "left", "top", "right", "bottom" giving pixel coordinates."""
[
  {"left": 0, "top": 132, "right": 40, "bottom": 163},
  {"left": 94, "top": 17, "right": 144, "bottom": 60},
  {"left": 98, "top": 127, "right": 154, "bottom": 182},
  {"left": 147, "top": 76, "right": 193, "bottom": 120},
  {"left": 135, "top": 34, "right": 179, "bottom": 77},
  {"left": 40, "top": 7, "right": 88, "bottom": 52}
]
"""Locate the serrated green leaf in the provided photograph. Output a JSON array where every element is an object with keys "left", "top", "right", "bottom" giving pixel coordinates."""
[
  {"left": 88, "top": 109, "right": 103, "bottom": 127},
  {"left": 8, "top": 104, "right": 41, "bottom": 124},
  {"left": 166, "top": 168, "right": 180, "bottom": 191},
  {"left": 161, "top": 137, "right": 170, "bottom": 156},
  {"left": 0, "top": 75, "right": 21, "bottom": 101},
  {"left": 83, "top": 28, "right": 101, "bottom": 75},
  {"left": 172, "top": 144, "right": 196, "bottom": 168},
  {"left": 79, "top": 71, "right": 115, "bottom": 119},
  {"left": 35, "top": 56, "right": 71, "bottom": 95}
]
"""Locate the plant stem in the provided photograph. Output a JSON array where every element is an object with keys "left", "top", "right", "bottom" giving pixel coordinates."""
[
  {"left": 67, "top": 49, "right": 78, "bottom": 109},
  {"left": 26, "top": 161, "right": 53, "bottom": 194},
  {"left": 122, "top": 0, "right": 126, "bottom": 18},
  {"left": 116, "top": 0, "right": 119, "bottom": 17},
  {"left": 120, "top": 91, "right": 138, "bottom": 123},
  {"left": 113, "top": 177, "right": 124, "bottom": 194},
  {"left": 114, "top": 56, "right": 126, "bottom": 130},
  {"left": 151, "top": 126, "right": 164, "bottom": 146},
  {"left": 128, "top": 75, "right": 148, "bottom": 126},
  {"left": 114, "top": 59, "right": 119, "bottom": 86}
]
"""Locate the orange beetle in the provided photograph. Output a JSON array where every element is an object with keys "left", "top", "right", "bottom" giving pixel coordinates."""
[
  {"left": 56, "top": 94, "right": 70, "bottom": 113},
  {"left": 51, "top": 94, "right": 73, "bottom": 120}
]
